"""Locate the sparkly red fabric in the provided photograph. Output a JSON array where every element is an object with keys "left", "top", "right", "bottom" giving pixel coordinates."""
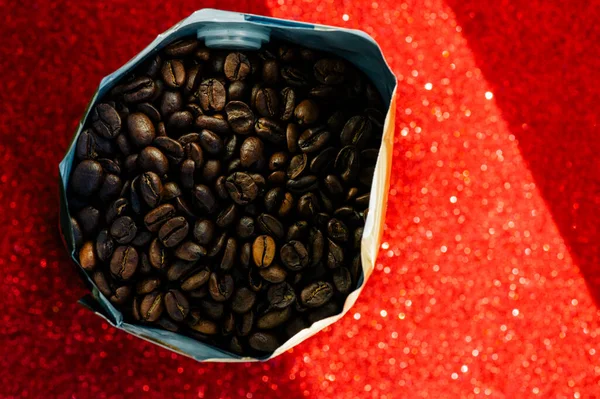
[{"left": 1, "top": 1, "right": 599, "bottom": 397}]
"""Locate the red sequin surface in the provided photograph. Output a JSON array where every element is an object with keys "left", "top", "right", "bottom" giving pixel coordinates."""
[{"left": 1, "top": 1, "right": 599, "bottom": 397}]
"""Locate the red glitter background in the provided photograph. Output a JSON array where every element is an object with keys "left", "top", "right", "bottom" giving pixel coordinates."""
[{"left": 1, "top": 0, "right": 599, "bottom": 397}]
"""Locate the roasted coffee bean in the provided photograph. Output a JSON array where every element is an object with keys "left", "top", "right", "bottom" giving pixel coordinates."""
[
  {"left": 300, "top": 281, "right": 333, "bottom": 308},
  {"left": 333, "top": 206, "right": 362, "bottom": 227},
  {"left": 185, "top": 142, "right": 204, "bottom": 168},
  {"left": 193, "top": 184, "right": 217, "bottom": 214},
  {"left": 228, "top": 81, "right": 247, "bottom": 101},
  {"left": 175, "top": 197, "right": 197, "bottom": 219},
  {"left": 252, "top": 235, "right": 276, "bottom": 268},
  {"left": 286, "top": 175, "right": 318, "bottom": 194},
  {"left": 309, "top": 147, "right": 336, "bottom": 175},
  {"left": 138, "top": 146, "right": 169, "bottom": 176},
  {"left": 226, "top": 172, "right": 258, "bottom": 205},
  {"left": 189, "top": 316, "right": 218, "bottom": 335},
  {"left": 158, "top": 217, "right": 188, "bottom": 248},
  {"left": 335, "top": 145, "right": 359, "bottom": 182},
  {"left": 228, "top": 158, "right": 242, "bottom": 173},
  {"left": 281, "top": 66, "right": 309, "bottom": 87},
  {"left": 231, "top": 287, "right": 256, "bottom": 314},
  {"left": 223, "top": 312, "right": 236, "bottom": 334},
  {"left": 297, "top": 192, "right": 320, "bottom": 219},
  {"left": 139, "top": 291, "right": 164, "bottom": 322},
  {"left": 96, "top": 229, "right": 114, "bottom": 262},
  {"left": 144, "top": 54, "right": 162, "bottom": 77},
  {"left": 167, "top": 260, "right": 196, "bottom": 282},
  {"left": 314, "top": 58, "right": 346, "bottom": 84},
  {"left": 138, "top": 171, "right": 162, "bottom": 208},
  {"left": 207, "top": 232, "right": 228, "bottom": 258},
  {"left": 110, "top": 246, "right": 139, "bottom": 281},
  {"left": 159, "top": 91, "right": 183, "bottom": 118},
  {"left": 333, "top": 267, "right": 352, "bottom": 294},
  {"left": 327, "top": 218, "right": 349, "bottom": 243},
  {"left": 71, "top": 160, "right": 104, "bottom": 196},
  {"left": 220, "top": 238, "right": 237, "bottom": 271},
  {"left": 268, "top": 282, "right": 296, "bottom": 309},
  {"left": 327, "top": 238, "right": 344, "bottom": 269},
  {"left": 224, "top": 101, "right": 254, "bottom": 134},
  {"left": 162, "top": 59, "right": 186, "bottom": 88},
  {"left": 287, "top": 153, "right": 307, "bottom": 179},
  {"left": 135, "top": 103, "right": 162, "bottom": 123},
  {"left": 256, "top": 213, "right": 284, "bottom": 240},
  {"left": 254, "top": 88, "right": 279, "bottom": 118},
  {"left": 257, "top": 307, "right": 292, "bottom": 329},
  {"left": 180, "top": 159, "right": 195, "bottom": 190},
  {"left": 248, "top": 332, "right": 279, "bottom": 352},
  {"left": 193, "top": 219, "right": 215, "bottom": 245},
  {"left": 181, "top": 267, "right": 210, "bottom": 291},
  {"left": 208, "top": 273, "right": 234, "bottom": 302},
  {"left": 286, "top": 221, "right": 309, "bottom": 241},
  {"left": 93, "top": 270, "right": 113, "bottom": 297},
  {"left": 175, "top": 241, "right": 207, "bottom": 261},
  {"left": 280, "top": 241, "right": 309, "bottom": 271},
  {"left": 110, "top": 216, "right": 137, "bottom": 244},
  {"left": 216, "top": 204, "right": 237, "bottom": 228},
  {"left": 97, "top": 158, "right": 121, "bottom": 175},
  {"left": 222, "top": 136, "right": 238, "bottom": 162},
  {"left": 262, "top": 59, "right": 279, "bottom": 85},
  {"left": 268, "top": 170, "right": 287, "bottom": 185},
  {"left": 148, "top": 238, "right": 168, "bottom": 269},
  {"left": 91, "top": 103, "right": 121, "bottom": 139},
  {"left": 121, "top": 76, "right": 156, "bottom": 104},
  {"left": 308, "top": 228, "right": 325, "bottom": 266},
  {"left": 298, "top": 126, "right": 331, "bottom": 153},
  {"left": 154, "top": 136, "right": 184, "bottom": 163},
  {"left": 162, "top": 182, "right": 181, "bottom": 201},
  {"left": 201, "top": 159, "right": 221, "bottom": 183},
  {"left": 165, "top": 289, "right": 190, "bottom": 322},
  {"left": 234, "top": 243, "right": 249, "bottom": 270},
  {"left": 223, "top": 52, "right": 251, "bottom": 81},
  {"left": 139, "top": 253, "right": 152, "bottom": 274},
  {"left": 237, "top": 311, "right": 254, "bottom": 336},
  {"left": 127, "top": 112, "right": 155, "bottom": 147},
  {"left": 199, "top": 78, "right": 226, "bottom": 112},
  {"left": 294, "top": 99, "right": 319, "bottom": 125},
  {"left": 195, "top": 115, "right": 230, "bottom": 134},
  {"left": 165, "top": 39, "right": 198, "bottom": 57},
  {"left": 255, "top": 117, "right": 285, "bottom": 144},
  {"left": 106, "top": 198, "right": 128, "bottom": 225},
  {"left": 98, "top": 174, "right": 122, "bottom": 203},
  {"left": 136, "top": 277, "right": 161, "bottom": 295},
  {"left": 239, "top": 137, "right": 264, "bottom": 169},
  {"left": 324, "top": 174, "right": 344, "bottom": 196},
  {"left": 167, "top": 110, "right": 193, "bottom": 130},
  {"left": 79, "top": 241, "right": 97, "bottom": 271},
  {"left": 76, "top": 129, "right": 98, "bottom": 160},
  {"left": 198, "top": 129, "right": 223, "bottom": 155},
  {"left": 78, "top": 206, "right": 101, "bottom": 236},
  {"left": 144, "top": 203, "right": 175, "bottom": 232},
  {"left": 340, "top": 115, "right": 372, "bottom": 148},
  {"left": 215, "top": 176, "right": 229, "bottom": 200},
  {"left": 110, "top": 285, "right": 131, "bottom": 305},
  {"left": 259, "top": 264, "right": 287, "bottom": 284}
]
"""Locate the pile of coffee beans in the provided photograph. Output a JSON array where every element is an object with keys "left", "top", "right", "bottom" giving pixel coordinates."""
[{"left": 68, "top": 37, "right": 385, "bottom": 356}]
